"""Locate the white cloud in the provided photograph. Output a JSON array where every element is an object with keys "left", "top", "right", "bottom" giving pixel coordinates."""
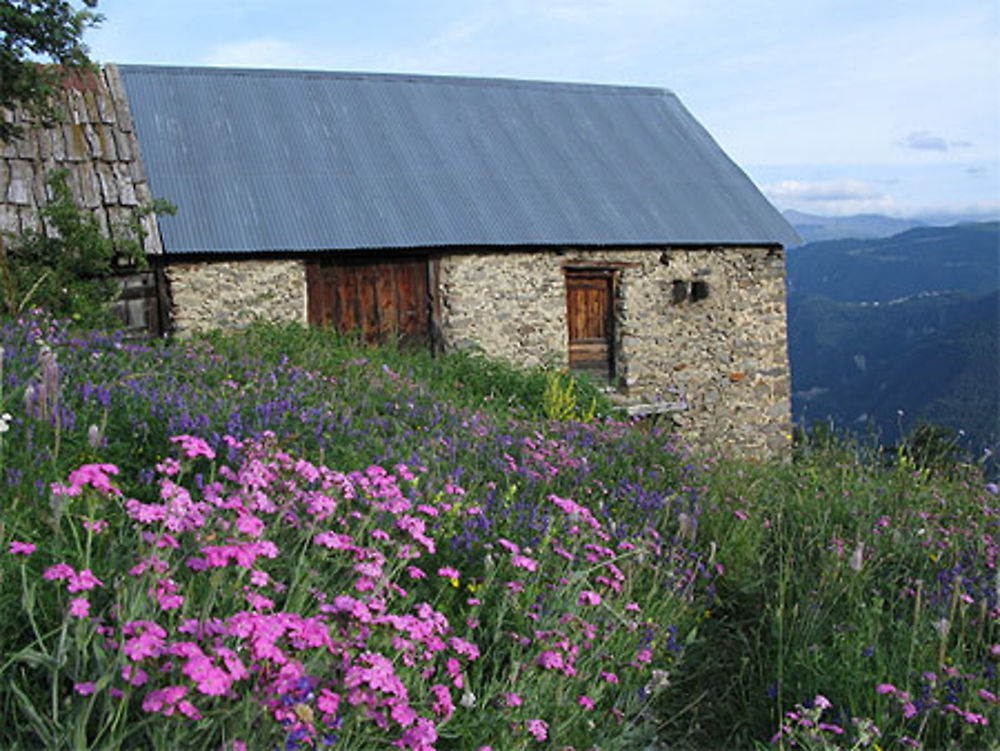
[
  {"left": 762, "top": 179, "right": 898, "bottom": 216},
  {"left": 765, "top": 179, "right": 884, "bottom": 202},
  {"left": 897, "top": 130, "right": 975, "bottom": 152}
]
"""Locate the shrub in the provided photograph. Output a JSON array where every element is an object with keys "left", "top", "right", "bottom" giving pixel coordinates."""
[{"left": 0, "top": 170, "right": 172, "bottom": 327}]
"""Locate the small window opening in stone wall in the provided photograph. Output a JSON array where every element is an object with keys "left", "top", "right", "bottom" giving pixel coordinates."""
[
  {"left": 671, "top": 279, "right": 710, "bottom": 304},
  {"left": 671, "top": 280, "right": 688, "bottom": 304}
]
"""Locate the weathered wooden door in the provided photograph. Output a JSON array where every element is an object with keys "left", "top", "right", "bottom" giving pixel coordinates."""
[
  {"left": 566, "top": 269, "right": 615, "bottom": 380},
  {"left": 306, "top": 255, "right": 430, "bottom": 345}
]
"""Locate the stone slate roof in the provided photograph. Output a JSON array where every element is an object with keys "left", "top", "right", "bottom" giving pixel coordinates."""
[
  {"left": 0, "top": 68, "right": 162, "bottom": 256},
  {"left": 116, "top": 65, "right": 798, "bottom": 254}
]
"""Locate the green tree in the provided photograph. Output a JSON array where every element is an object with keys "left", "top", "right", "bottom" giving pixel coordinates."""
[{"left": 0, "top": 0, "right": 101, "bottom": 142}]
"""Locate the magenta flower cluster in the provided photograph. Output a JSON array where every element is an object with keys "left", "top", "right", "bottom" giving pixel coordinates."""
[{"left": 17, "top": 428, "right": 689, "bottom": 750}]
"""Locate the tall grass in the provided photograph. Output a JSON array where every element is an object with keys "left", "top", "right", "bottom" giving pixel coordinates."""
[
  {"left": 201, "top": 321, "right": 614, "bottom": 423},
  {"left": 669, "top": 447, "right": 999, "bottom": 749}
]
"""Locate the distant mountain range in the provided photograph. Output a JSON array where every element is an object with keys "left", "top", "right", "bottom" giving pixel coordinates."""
[
  {"left": 784, "top": 209, "right": 1000, "bottom": 245},
  {"left": 785, "top": 220, "right": 999, "bottom": 465},
  {"left": 786, "top": 222, "right": 1000, "bottom": 300}
]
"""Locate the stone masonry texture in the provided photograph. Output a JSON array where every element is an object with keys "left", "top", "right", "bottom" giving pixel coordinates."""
[
  {"left": 165, "top": 246, "right": 790, "bottom": 457},
  {"left": 437, "top": 247, "right": 791, "bottom": 458},
  {"left": 167, "top": 259, "right": 307, "bottom": 333}
]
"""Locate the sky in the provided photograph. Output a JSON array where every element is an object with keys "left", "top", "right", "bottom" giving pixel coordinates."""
[{"left": 83, "top": 0, "right": 1000, "bottom": 220}]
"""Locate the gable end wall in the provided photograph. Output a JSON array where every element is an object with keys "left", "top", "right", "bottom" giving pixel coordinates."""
[{"left": 437, "top": 246, "right": 791, "bottom": 457}]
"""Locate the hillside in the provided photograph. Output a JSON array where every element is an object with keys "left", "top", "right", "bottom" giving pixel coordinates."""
[
  {"left": 785, "top": 222, "right": 999, "bottom": 301},
  {"left": 1, "top": 314, "right": 997, "bottom": 750},
  {"left": 786, "top": 221, "right": 1000, "bottom": 459},
  {"left": 792, "top": 290, "right": 999, "bottom": 449}
]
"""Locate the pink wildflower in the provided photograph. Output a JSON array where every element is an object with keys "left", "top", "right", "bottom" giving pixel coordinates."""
[
  {"left": 447, "top": 636, "right": 480, "bottom": 660},
  {"left": 536, "top": 650, "right": 565, "bottom": 670},
  {"left": 82, "top": 519, "right": 108, "bottom": 534},
  {"left": 391, "top": 702, "right": 418, "bottom": 727},
  {"left": 510, "top": 554, "right": 538, "bottom": 572},
  {"left": 8, "top": 540, "right": 35, "bottom": 555},
  {"left": 69, "top": 597, "right": 90, "bottom": 618},
  {"left": 578, "top": 695, "right": 595, "bottom": 710},
  {"left": 43, "top": 562, "right": 75, "bottom": 581},
  {"left": 577, "top": 590, "right": 601, "bottom": 606},
  {"left": 396, "top": 717, "right": 437, "bottom": 749},
  {"left": 142, "top": 685, "right": 190, "bottom": 715},
  {"left": 74, "top": 681, "right": 96, "bottom": 696},
  {"left": 124, "top": 622, "right": 167, "bottom": 661},
  {"left": 317, "top": 688, "right": 340, "bottom": 717},
  {"left": 445, "top": 657, "right": 464, "bottom": 688},
  {"left": 125, "top": 498, "right": 167, "bottom": 523},
  {"left": 235, "top": 512, "right": 265, "bottom": 537},
  {"left": 156, "top": 457, "right": 181, "bottom": 476},
  {"left": 430, "top": 684, "right": 454, "bottom": 720},
  {"left": 170, "top": 434, "right": 216, "bottom": 460},
  {"left": 600, "top": 670, "right": 619, "bottom": 684},
  {"left": 437, "top": 566, "right": 460, "bottom": 580},
  {"left": 502, "top": 692, "right": 523, "bottom": 707},
  {"left": 245, "top": 590, "right": 274, "bottom": 611},
  {"left": 497, "top": 538, "right": 520, "bottom": 554},
  {"left": 51, "top": 463, "right": 121, "bottom": 497},
  {"left": 876, "top": 683, "right": 897, "bottom": 695},
  {"left": 183, "top": 655, "right": 232, "bottom": 696},
  {"left": 525, "top": 718, "right": 548, "bottom": 741},
  {"left": 121, "top": 664, "right": 149, "bottom": 687},
  {"left": 67, "top": 569, "right": 103, "bottom": 592}
]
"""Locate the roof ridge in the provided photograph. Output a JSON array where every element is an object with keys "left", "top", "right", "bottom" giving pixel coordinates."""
[{"left": 112, "top": 64, "right": 672, "bottom": 97}]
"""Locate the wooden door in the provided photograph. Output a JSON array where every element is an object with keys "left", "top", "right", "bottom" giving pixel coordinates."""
[
  {"left": 566, "top": 270, "right": 615, "bottom": 380},
  {"left": 307, "top": 255, "right": 429, "bottom": 345}
]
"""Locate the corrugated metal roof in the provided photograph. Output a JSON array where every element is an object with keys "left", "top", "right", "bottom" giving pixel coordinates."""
[{"left": 115, "top": 65, "right": 798, "bottom": 254}]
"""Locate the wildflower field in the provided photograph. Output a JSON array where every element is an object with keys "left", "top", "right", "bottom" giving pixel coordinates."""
[{"left": 0, "top": 315, "right": 997, "bottom": 750}]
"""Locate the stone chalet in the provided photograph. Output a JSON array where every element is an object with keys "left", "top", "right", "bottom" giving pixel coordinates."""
[{"left": 0, "top": 65, "right": 799, "bottom": 456}]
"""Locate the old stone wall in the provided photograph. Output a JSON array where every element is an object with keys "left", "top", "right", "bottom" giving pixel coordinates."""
[
  {"left": 437, "top": 252, "right": 568, "bottom": 368},
  {"left": 438, "top": 247, "right": 790, "bottom": 457},
  {"left": 166, "top": 259, "right": 307, "bottom": 334}
]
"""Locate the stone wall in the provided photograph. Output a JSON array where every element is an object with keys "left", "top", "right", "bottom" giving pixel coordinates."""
[
  {"left": 166, "top": 259, "right": 307, "bottom": 333},
  {"left": 437, "top": 252, "right": 569, "bottom": 368},
  {"left": 152, "top": 245, "right": 791, "bottom": 456},
  {"left": 438, "top": 247, "right": 791, "bottom": 457}
]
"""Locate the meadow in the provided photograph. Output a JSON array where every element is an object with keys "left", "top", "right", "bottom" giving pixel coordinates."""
[{"left": 0, "top": 313, "right": 996, "bottom": 750}]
